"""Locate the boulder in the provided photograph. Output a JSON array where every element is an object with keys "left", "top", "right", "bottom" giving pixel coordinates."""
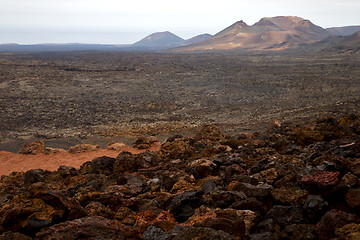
[
  {"left": 280, "top": 224, "right": 316, "bottom": 240},
  {"left": 35, "top": 216, "right": 136, "bottom": 239},
  {"left": 68, "top": 144, "right": 99, "bottom": 154},
  {"left": 44, "top": 147, "right": 67, "bottom": 154},
  {"left": 345, "top": 188, "right": 360, "bottom": 209},
  {"left": 133, "top": 136, "right": 160, "bottom": 149},
  {"left": 302, "top": 195, "right": 328, "bottom": 223},
  {"left": 335, "top": 223, "right": 360, "bottom": 240},
  {"left": 18, "top": 141, "right": 44, "bottom": 155},
  {"left": 79, "top": 156, "right": 116, "bottom": 175},
  {"left": 183, "top": 206, "right": 247, "bottom": 238},
  {"left": 194, "top": 125, "right": 224, "bottom": 142},
  {"left": 0, "top": 232, "right": 32, "bottom": 240},
  {"left": 301, "top": 171, "right": 340, "bottom": 195},
  {"left": 167, "top": 191, "right": 204, "bottom": 223},
  {"left": 271, "top": 187, "right": 308, "bottom": 205},
  {"left": 228, "top": 181, "right": 273, "bottom": 198},
  {"left": 265, "top": 205, "right": 305, "bottom": 228},
  {"left": 316, "top": 209, "right": 358, "bottom": 240},
  {"left": 106, "top": 142, "right": 126, "bottom": 151}
]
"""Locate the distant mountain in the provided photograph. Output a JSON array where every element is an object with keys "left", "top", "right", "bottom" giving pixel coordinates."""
[
  {"left": 326, "top": 26, "right": 360, "bottom": 36},
  {"left": 176, "top": 16, "right": 330, "bottom": 51},
  {"left": 306, "top": 31, "right": 360, "bottom": 53},
  {"left": 182, "top": 34, "right": 212, "bottom": 45},
  {"left": 132, "top": 31, "right": 184, "bottom": 50}
]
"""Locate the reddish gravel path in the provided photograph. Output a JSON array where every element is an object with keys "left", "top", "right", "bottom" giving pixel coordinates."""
[{"left": 0, "top": 146, "right": 160, "bottom": 176}]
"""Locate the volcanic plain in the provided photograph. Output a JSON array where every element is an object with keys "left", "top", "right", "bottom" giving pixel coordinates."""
[{"left": 0, "top": 51, "right": 359, "bottom": 152}]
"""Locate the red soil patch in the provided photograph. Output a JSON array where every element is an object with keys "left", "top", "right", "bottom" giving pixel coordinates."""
[{"left": 0, "top": 145, "right": 160, "bottom": 176}]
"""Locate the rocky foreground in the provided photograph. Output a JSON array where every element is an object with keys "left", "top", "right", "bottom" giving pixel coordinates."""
[{"left": 1, "top": 114, "right": 360, "bottom": 239}]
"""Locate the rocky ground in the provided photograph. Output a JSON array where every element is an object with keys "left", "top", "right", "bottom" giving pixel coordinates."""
[
  {"left": 0, "top": 114, "right": 360, "bottom": 239},
  {"left": 0, "top": 51, "right": 359, "bottom": 152}
]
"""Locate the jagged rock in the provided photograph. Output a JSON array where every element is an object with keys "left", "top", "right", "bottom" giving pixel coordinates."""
[
  {"left": 345, "top": 188, "right": 360, "bottom": 209},
  {"left": 68, "top": 144, "right": 99, "bottom": 153},
  {"left": 134, "top": 151, "right": 162, "bottom": 169},
  {"left": 335, "top": 223, "right": 360, "bottom": 240},
  {"left": 253, "top": 168, "right": 279, "bottom": 184},
  {"left": 79, "top": 156, "right": 116, "bottom": 175},
  {"left": 342, "top": 172, "right": 359, "bottom": 187},
  {"left": 206, "top": 191, "right": 246, "bottom": 209},
  {"left": 194, "top": 125, "right": 224, "bottom": 142},
  {"left": 23, "top": 169, "right": 48, "bottom": 186},
  {"left": 167, "top": 191, "right": 204, "bottom": 223},
  {"left": 85, "top": 201, "right": 114, "bottom": 219},
  {"left": 0, "top": 195, "right": 56, "bottom": 235},
  {"left": 133, "top": 136, "right": 160, "bottom": 149},
  {"left": 35, "top": 216, "right": 136, "bottom": 239},
  {"left": 280, "top": 224, "right": 316, "bottom": 240},
  {"left": 170, "top": 177, "right": 197, "bottom": 194},
  {"left": 27, "top": 183, "right": 87, "bottom": 220},
  {"left": 114, "top": 151, "right": 161, "bottom": 173},
  {"left": 187, "top": 159, "right": 216, "bottom": 179},
  {"left": 251, "top": 219, "right": 281, "bottom": 240},
  {"left": 271, "top": 187, "right": 308, "bottom": 205},
  {"left": 302, "top": 195, "right": 328, "bottom": 223},
  {"left": 44, "top": 147, "right": 67, "bottom": 154},
  {"left": 228, "top": 181, "right": 273, "bottom": 198},
  {"left": 202, "top": 178, "right": 216, "bottom": 194},
  {"left": 18, "top": 141, "right": 45, "bottom": 155},
  {"left": 183, "top": 206, "right": 247, "bottom": 238},
  {"left": 114, "top": 151, "right": 136, "bottom": 172},
  {"left": 219, "top": 164, "right": 247, "bottom": 181},
  {"left": 316, "top": 209, "right": 358, "bottom": 240},
  {"left": 231, "top": 197, "right": 264, "bottom": 213},
  {"left": 169, "top": 225, "right": 233, "bottom": 240},
  {"left": 134, "top": 210, "right": 177, "bottom": 235},
  {"left": 301, "top": 171, "right": 340, "bottom": 195},
  {"left": 142, "top": 226, "right": 171, "bottom": 240},
  {"left": 250, "top": 232, "right": 279, "bottom": 240},
  {"left": 106, "top": 142, "right": 126, "bottom": 151},
  {"left": 0, "top": 232, "right": 32, "bottom": 240},
  {"left": 159, "top": 175, "right": 176, "bottom": 192},
  {"left": 265, "top": 205, "right": 305, "bottom": 228},
  {"left": 161, "top": 137, "right": 194, "bottom": 159}
]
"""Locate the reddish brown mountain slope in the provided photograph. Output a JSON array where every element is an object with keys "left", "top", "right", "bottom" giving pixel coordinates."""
[{"left": 176, "top": 16, "right": 330, "bottom": 51}]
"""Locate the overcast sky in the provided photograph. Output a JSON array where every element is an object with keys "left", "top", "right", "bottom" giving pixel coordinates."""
[{"left": 1, "top": 0, "right": 360, "bottom": 44}]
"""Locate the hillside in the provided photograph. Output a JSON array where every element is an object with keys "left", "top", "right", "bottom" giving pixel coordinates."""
[
  {"left": 326, "top": 25, "right": 360, "bottom": 36},
  {"left": 305, "top": 31, "right": 360, "bottom": 53}
]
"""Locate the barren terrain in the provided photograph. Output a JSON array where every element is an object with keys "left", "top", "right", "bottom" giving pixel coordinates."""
[{"left": 0, "top": 51, "right": 359, "bottom": 153}]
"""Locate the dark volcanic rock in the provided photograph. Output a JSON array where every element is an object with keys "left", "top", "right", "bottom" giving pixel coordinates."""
[
  {"left": 302, "top": 195, "right": 328, "bottom": 223},
  {"left": 265, "top": 205, "right": 305, "bottom": 228},
  {"left": 0, "top": 232, "right": 32, "bottom": 240},
  {"left": 170, "top": 225, "right": 232, "bottom": 240},
  {"left": 35, "top": 216, "right": 136, "bottom": 239},
  {"left": 23, "top": 169, "right": 48, "bottom": 186},
  {"left": 316, "top": 209, "right": 358, "bottom": 240},
  {"left": 167, "top": 191, "right": 204, "bottom": 223},
  {"left": 1, "top": 114, "right": 360, "bottom": 239},
  {"left": 80, "top": 156, "right": 116, "bottom": 175},
  {"left": 280, "top": 224, "right": 316, "bottom": 240},
  {"left": 228, "top": 181, "right": 273, "bottom": 198}
]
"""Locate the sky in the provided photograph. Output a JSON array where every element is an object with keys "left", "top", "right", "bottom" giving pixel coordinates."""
[{"left": 1, "top": 0, "right": 360, "bottom": 44}]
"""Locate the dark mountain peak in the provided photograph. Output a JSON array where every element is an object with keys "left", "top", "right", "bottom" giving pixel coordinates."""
[
  {"left": 326, "top": 26, "right": 360, "bottom": 36},
  {"left": 183, "top": 34, "right": 212, "bottom": 45},
  {"left": 133, "top": 31, "right": 184, "bottom": 49},
  {"left": 213, "top": 20, "right": 249, "bottom": 38}
]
